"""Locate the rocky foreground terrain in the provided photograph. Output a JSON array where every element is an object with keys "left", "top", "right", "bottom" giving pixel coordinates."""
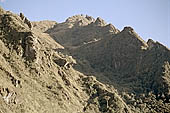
[{"left": 0, "top": 7, "right": 170, "bottom": 113}]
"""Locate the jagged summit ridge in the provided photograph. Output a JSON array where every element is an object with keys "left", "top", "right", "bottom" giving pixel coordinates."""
[
  {"left": 45, "top": 14, "right": 119, "bottom": 47},
  {"left": 65, "top": 15, "right": 108, "bottom": 27},
  {"left": 65, "top": 14, "right": 95, "bottom": 26},
  {"left": 94, "top": 17, "right": 107, "bottom": 26},
  {"left": 123, "top": 26, "right": 134, "bottom": 31},
  {"left": 120, "top": 26, "right": 148, "bottom": 48}
]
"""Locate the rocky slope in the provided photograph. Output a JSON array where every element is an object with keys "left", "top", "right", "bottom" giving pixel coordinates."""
[
  {"left": 32, "top": 20, "right": 57, "bottom": 33},
  {"left": 0, "top": 7, "right": 170, "bottom": 113},
  {"left": 46, "top": 14, "right": 170, "bottom": 112},
  {"left": 0, "top": 7, "right": 133, "bottom": 113}
]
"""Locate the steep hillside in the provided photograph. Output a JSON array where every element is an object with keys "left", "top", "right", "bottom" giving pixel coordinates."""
[
  {"left": 0, "top": 7, "right": 133, "bottom": 113},
  {"left": 73, "top": 27, "right": 170, "bottom": 97},
  {"left": 46, "top": 14, "right": 170, "bottom": 112},
  {"left": 0, "top": 7, "right": 170, "bottom": 113},
  {"left": 32, "top": 20, "right": 57, "bottom": 32}
]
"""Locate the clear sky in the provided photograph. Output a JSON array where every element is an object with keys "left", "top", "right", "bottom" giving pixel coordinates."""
[{"left": 1, "top": 0, "right": 170, "bottom": 48}]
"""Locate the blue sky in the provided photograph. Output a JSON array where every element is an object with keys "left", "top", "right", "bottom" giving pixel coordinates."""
[{"left": 1, "top": 0, "right": 170, "bottom": 48}]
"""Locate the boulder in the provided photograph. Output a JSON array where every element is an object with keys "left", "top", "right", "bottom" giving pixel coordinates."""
[
  {"left": 147, "top": 39, "right": 155, "bottom": 49},
  {"left": 24, "top": 17, "right": 32, "bottom": 30},
  {"left": 94, "top": 17, "right": 106, "bottom": 26},
  {"left": 105, "top": 23, "right": 120, "bottom": 33},
  {"left": 85, "top": 15, "right": 95, "bottom": 22},
  {"left": 54, "top": 58, "right": 68, "bottom": 67},
  {"left": 24, "top": 35, "right": 39, "bottom": 62},
  {"left": 19, "top": 13, "right": 32, "bottom": 30},
  {"left": 19, "top": 13, "right": 25, "bottom": 20}
]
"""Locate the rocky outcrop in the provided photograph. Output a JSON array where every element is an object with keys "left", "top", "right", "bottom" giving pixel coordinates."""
[
  {"left": 46, "top": 16, "right": 119, "bottom": 47},
  {"left": 53, "top": 52, "right": 76, "bottom": 69},
  {"left": 0, "top": 87, "right": 18, "bottom": 104},
  {"left": 85, "top": 15, "right": 95, "bottom": 22},
  {"left": 82, "top": 76, "right": 132, "bottom": 113},
  {"left": 104, "top": 23, "right": 120, "bottom": 34},
  {"left": 19, "top": 13, "right": 32, "bottom": 30},
  {"left": 65, "top": 14, "right": 95, "bottom": 27},
  {"left": 147, "top": 39, "right": 155, "bottom": 49},
  {"left": 94, "top": 17, "right": 107, "bottom": 26},
  {"left": 0, "top": 6, "right": 5, "bottom": 14},
  {"left": 24, "top": 35, "right": 39, "bottom": 62},
  {"left": 32, "top": 20, "right": 57, "bottom": 32}
]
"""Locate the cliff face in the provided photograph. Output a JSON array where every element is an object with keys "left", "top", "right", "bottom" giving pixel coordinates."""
[{"left": 0, "top": 7, "right": 170, "bottom": 113}]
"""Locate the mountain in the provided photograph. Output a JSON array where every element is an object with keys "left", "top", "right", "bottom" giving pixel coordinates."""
[
  {"left": 0, "top": 7, "right": 170, "bottom": 113},
  {"left": 32, "top": 20, "right": 57, "bottom": 33}
]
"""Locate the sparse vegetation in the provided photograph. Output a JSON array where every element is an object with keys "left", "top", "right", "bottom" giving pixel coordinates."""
[{"left": 0, "top": 7, "right": 170, "bottom": 113}]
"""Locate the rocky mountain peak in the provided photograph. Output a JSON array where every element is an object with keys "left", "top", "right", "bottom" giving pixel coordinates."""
[
  {"left": 147, "top": 39, "right": 155, "bottom": 49},
  {"left": 94, "top": 17, "right": 107, "bottom": 26},
  {"left": 65, "top": 14, "right": 95, "bottom": 26},
  {"left": 105, "top": 23, "right": 120, "bottom": 33},
  {"left": 85, "top": 15, "right": 95, "bottom": 22},
  {"left": 122, "top": 26, "right": 134, "bottom": 32},
  {"left": 120, "top": 26, "right": 148, "bottom": 48},
  {"left": 0, "top": 6, "right": 5, "bottom": 14},
  {"left": 147, "top": 39, "right": 170, "bottom": 51}
]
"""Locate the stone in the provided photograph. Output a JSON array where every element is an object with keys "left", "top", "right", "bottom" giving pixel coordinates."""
[
  {"left": 147, "top": 39, "right": 155, "bottom": 49},
  {"left": 19, "top": 12, "right": 32, "bottom": 30},
  {"left": 0, "top": 87, "right": 17, "bottom": 104},
  {"left": 105, "top": 23, "right": 119, "bottom": 33},
  {"left": 85, "top": 15, "right": 95, "bottom": 22},
  {"left": 94, "top": 17, "right": 106, "bottom": 26},
  {"left": 0, "top": 6, "right": 5, "bottom": 14},
  {"left": 19, "top": 13, "right": 25, "bottom": 20},
  {"left": 54, "top": 58, "right": 68, "bottom": 67},
  {"left": 24, "top": 17, "right": 32, "bottom": 30},
  {"left": 123, "top": 26, "right": 134, "bottom": 32},
  {"left": 24, "top": 35, "right": 39, "bottom": 62}
]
